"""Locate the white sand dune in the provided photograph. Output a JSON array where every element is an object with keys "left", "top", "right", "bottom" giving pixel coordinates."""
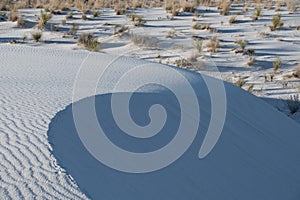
[{"left": 1, "top": 44, "right": 300, "bottom": 199}]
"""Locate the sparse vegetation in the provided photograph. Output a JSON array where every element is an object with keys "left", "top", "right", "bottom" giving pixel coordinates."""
[
  {"left": 32, "top": 32, "right": 42, "bottom": 42},
  {"left": 247, "top": 57, "right": 255, "bottom": 66},
  {"left": 287, "top": 0, "right": 296, "bottom": 13},
  {"left": 228, "top": 15, "right": 237, "bottom": 24},
  {"left": 270, "top": 14, "right": 284, "bottom": 31},
  {"left": 206, "top": 35, "right": 220, "bottom": 54},
  {"left": 77, "top": 33, "right": 100, "bottom": 52},
  {"left": 293, "top": 63, "right": 300, "bottom": 78},
  {"left": 38, "top": 10, "right": 52, "bottom": 29},
  {"left": 8, "top": 7, "right": 18, "bottom": 22},
  {"left": 235, "top": 39, "right": 247, "bottom": 50},
  {"left": 273, "top": 57, "right": 282, "bottom": 73},
  {"left": 68, "top": 23, "right": 79, "bottom": 35},
  {"left": 193, "top": 39, "right": 203, "bottom": 53},
  {"left": 286, "top": 94, "right": 300, "bottom": 114},
  {"left": 131, "top": 34, "right": 159, "bottom": 48},
  {"left": 92, "top": 11, "right": 100, "bottom": 18},
  {"left": 236, "top": 77, "right": 245, "bottom": 87},
  {"left": 166, "top": 28, "right": 177, "bottom": 38},
  {"left": 17, "top": 15, "right": 26, "bottom": 27},
  {"left": 219, "top": 0, "right": 230, "bottom": 16},
  {"left": 192, "top": 22, "right": 202, "bottom": 30}
]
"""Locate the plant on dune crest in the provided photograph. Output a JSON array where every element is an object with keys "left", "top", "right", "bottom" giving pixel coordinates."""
[
  {"left": 273, "top": 57, "right": 282, "bottom": 73},
  {"left": 32, "top": 32, "right": 42, "bottom": 42},
  {"left": 38, "top": 10, "right": 52, "bottom": 29},
  {"left": 286, "top": 94, "right": 300, "bottom": 114},
  {"left": 236, "top": 77, "right": 245, "bottom": 88}
]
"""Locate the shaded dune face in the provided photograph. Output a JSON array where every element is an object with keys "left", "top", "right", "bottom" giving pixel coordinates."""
[{"left": 48, "top": 70, "right": 300, "bottom": 200}]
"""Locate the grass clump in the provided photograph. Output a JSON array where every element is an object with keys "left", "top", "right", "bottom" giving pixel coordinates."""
[
  {"left": 219, "top": 0, "right": 230, "bottom": 15},
  {"left": 236, "top": 78, "right": 245, "bottom": 87},
  {"left": 270, "top": 14, "right": 284, "bottom": 31},
  {"left": 131, "top": 34, "right": 159, "bottom": 49},
  {"left": 206, "top": 35, "right": 220, "bottom": 54},
  {"left": 287, "top": 0, "right": 296, "bottom": 13},
  {"left": 247, "top": 57, "right": 255, "bottom": 66},
  {"left": 77, "top": 33, "right": 100, "bottom": 52},
  {"left": 235, "top": 39, "right": 247, "bottom": 50},
  {"left": 92, "top": 11, "right": 100, "bottom": 18},
  {"left": 286, "top": 94, "right": 300, "bottom": 114},
  {"left": 273, "top": 57, "right": 282, "bottom": 73},
  {"left": 193, "top": 39, "right": 203, "bottom": 53},
  {"left": 68, "top": 23, "right": 79, "bottom": 35},
  {"left": 32, "top": 32, "right": 42, "bottom": 42},
  {"left": 228, "top": 15, "right": 237, "bottom": 24},
  {"left": 38, "top": 10, "right": 52, "bottom": 29}
]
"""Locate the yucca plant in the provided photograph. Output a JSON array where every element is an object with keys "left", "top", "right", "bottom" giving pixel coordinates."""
[{"left": 38, "top": 10, "right": 52, "bottom": 29}]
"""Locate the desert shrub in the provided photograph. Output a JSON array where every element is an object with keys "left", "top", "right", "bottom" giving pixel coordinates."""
[
  {"left": 286, "top": 94, "right": 300, "bottom": 114},
  {"left": 247, "top": 84, "right": 254, "bottom": 92},
  {"left": 192, "top": 22, "right": 202, "bottom": 30},
  {"left": 61, "top": 19, "right": 66, "bottom": 25},
  {"left": 206, "top": 35, "right": 220, "bottom": 53},
  {"left": 243, "top": 48, "right": 255, "bottom": 56},
  {"left": 92, "top": 11, "right": 100, "bottom": 18},
  {"left": 293, "top": 63, "right": 300, "bottom": 78},
  {"left": 273, "top": 57, "right": 282, "bottom": 72},
  {"left": 254, "top": 6, "right": 262, "bottom": 17},
  {"left": 270, "top": 14, "right": 283, "bottom": 31},
  {"left": 17, "top": 15, "right": 26, "bottom": 27},
  {"left": 113, "top": 24, "right": 129, "bottom": 35},
  {"left": 174, "top": 58, "right": 192, "bottom": 68},
  {"left": 82, "top": 14, "right": 87, "bottom": 20},
  {"left": 220, "top": 0, "right": 230, "bottom": 15},
  {"left": 247, "top": 57, "right": 255, "bottom": 66},
  {"left": 66, "top": 12, "right": 73, "bottom": 19},
  {"left": 166, "top": 28, "right": 176, "bottom": 38},
  {"left": 193, "top": 39, "right": 203, "bottom": 53},
  {"left": 236, "top": 78, "right": 245, "bottom": 87},
  {"left": 235, "top": 39, "right": 247, "bottom": 50},
  {"left": 194, "top": 10, "right": 200, "bottom": 18},
  {"left": 287, "top": 0, "right": 296, "bottom": 13},
  {"left": 68, "top": 23, "right": 79, "bottom": 35},
  {"left": 131, "top": 34, "right": 159, "bottom": 48},
  {"left": 134, "top": 16, "right": 146, "bottom": 26},
  {"left": 228, "top": 15, "right": 237, "bottom": 24},
  {"left": 38, "top": 10, "right": 52, "bottom": 29},
  {"left": 8, "top": 8, "right": 18, "bottom": 22},
  {"left": 32, "top": 32, "right": 42, "bottom": 42},
  {"left": 181, "top": 2, "right": 196, "bottom": 13},
  {"left": 78, "top": 32, "right": 100, "bottom": 51}
]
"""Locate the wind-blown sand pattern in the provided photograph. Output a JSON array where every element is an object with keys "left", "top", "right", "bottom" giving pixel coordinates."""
[{"left": 0, "top": 45, "right": 88, "bottom": 199}]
